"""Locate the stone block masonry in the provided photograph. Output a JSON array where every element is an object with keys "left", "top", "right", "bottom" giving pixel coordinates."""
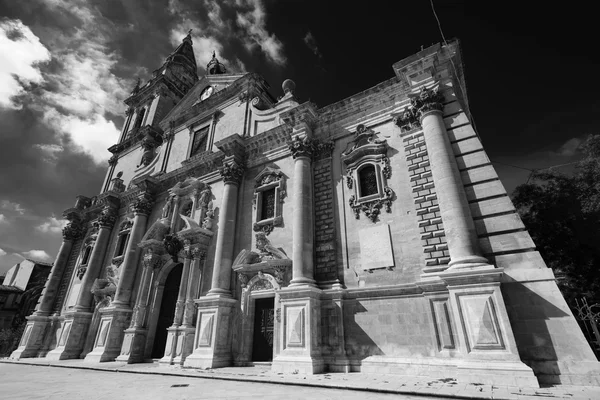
[
  {"left": 53, "top": 237, "right": 84, "bottom": 314},
  {"left": 401, "top": 130, "right": 450, "bottom": 268},
  {"left": 313, "top": 155, "right": 337, "bottom": 283}
]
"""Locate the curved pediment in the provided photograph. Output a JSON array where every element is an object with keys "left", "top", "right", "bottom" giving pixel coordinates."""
[{"left": 341, "top": 124, "right": 388, "bottom": 168}]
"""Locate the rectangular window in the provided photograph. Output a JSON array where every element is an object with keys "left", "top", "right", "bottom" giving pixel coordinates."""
[
  {"left": 114, "top": 233, "right": 129, "bottom": 257},
  {"left": 190, "top": 126, "right": 210, "bottom": 158},
  {"left": 260, "top": 188, "right": 276, "bottom": 220}
]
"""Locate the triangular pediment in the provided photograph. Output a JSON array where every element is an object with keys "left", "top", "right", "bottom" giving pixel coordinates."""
[{"left": 160, "top": 73, "right": 248, "bottom": 128}]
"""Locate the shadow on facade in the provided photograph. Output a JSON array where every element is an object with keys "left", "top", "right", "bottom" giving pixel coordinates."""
[
  {"left": 501, "top": 279, "right": 567, "bottom": 384},
  {"left": 343, "top": 301, "right": 384, "bottom": 362}
]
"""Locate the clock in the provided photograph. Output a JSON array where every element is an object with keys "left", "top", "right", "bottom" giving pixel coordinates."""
[{"left": 200, "top": 86, "right": 214, "bottom": 101}]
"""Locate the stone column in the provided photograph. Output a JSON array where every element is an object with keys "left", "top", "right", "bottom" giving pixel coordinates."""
[
  {"left": 46, "top": 206, "right": 117, "bottom": 361},
  {"left": 37, "top": 221, "right": 83, "bottom": 315},
  {"left": 172, "top": 247, "right": 205, "bottom": 365},
  {"left": 85, "top": 190, "right": 154, "bottom": 363},
  {"left": 170, "top": 195, "right": 181, "bottom": 231},
  {"left": 184, "top": 156, "right": 243, "bottom": 369},
  {"left": 410, "top": 87, "right": 489, "bottom": 270},
  {"left": 183, "top": 249, "right": 204, "bottom": 327},
  {"left": 10, "top": 217, "right": 84, "bottom": 359},
  {"left": 207, "top": 159, "right": 244, "bottom": 297},
  {"left": 112, "top": 195, "right": 153, "bottom": 306},
  {"left": 74, "top": 210, "right": 116, "bottom": 311},
  {"left": 288, "top": 137, "right": 316, "bottom": 287},
  {"left": 116, "top": 246, "right": 164, "bottom": 363},
  {"left": 174, "top": 255, "right": 192, "bottom": 325}
]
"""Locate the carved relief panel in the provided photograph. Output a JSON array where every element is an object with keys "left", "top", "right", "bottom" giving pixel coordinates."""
[{"left": 342, "top": 124, "right": 394, "bottom": 223}]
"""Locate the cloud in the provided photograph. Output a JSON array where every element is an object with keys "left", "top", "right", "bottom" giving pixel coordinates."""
[
  {"left": 303, "top": 31, "right": 322, "bottom": 59},
  {"left": 0, "top": 214, "right": 8, "bottom": 224},
  {"left": 21, "top": 249, "right": 52, "bottom": 261},
  {"left": 36, "top": 215, "right": 67, "bottom": 234},
  {"left": 557, "top": 137, "right": 584, "bottom": 157},
  {"left": 0, "top": 19, "right": 51, "bottom": 109},
  {"left": 34, "top": 143, "right": 64, "bottom": 163},
  {"left": 236, "top": 0, "right": 286, "bottom": 65},
  {"left": 168, "top": 0, "right": 283, "bottom": 71},
  {"left": 0, "top": 248, "right": 6, "bottom": 256},
  {"left": 1, "top": 200, "right": 25, "bottom": 215},
  {"left": 43, "top": 109, "right": 119, "bottom": 164}
]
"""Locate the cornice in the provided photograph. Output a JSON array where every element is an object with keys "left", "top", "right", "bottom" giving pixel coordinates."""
[{"left": 108, "top": 125, "right": 163, "bottom": 155}]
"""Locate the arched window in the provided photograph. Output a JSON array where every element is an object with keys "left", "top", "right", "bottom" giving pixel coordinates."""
[{"left": 358, "top": 164, "right": 378, "bottom": 197}]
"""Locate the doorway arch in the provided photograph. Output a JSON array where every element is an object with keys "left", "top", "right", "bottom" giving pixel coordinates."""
[{"left": 149, "top": 262, "right": 182, "bottom": 359}]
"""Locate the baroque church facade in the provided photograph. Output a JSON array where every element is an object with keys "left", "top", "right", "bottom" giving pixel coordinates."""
[{"left": 11, "top": 34, "right": 600, "bottom": 386}]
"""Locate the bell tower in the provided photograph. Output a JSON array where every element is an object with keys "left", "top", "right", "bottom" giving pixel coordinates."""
[{"left": 116, "top": 31, "right": 199, "bottom": 144}]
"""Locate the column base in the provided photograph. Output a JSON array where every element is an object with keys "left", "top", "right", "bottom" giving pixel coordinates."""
[
  {"left": 159, "top": 327, "right": 179, "bottom": 365},
  {"left": 183, "top": 296, "right": 237, "bottom": 369},
  {"left": 46, "top": 311, "right": 93, "bottom": 360},
  {"left": 115, "top": 327, "right": 147, "bottom": 363},
  {"left": 10, "top": 314, "right": 50, "bottom": 359},
  {"left": 271, "top": 286, "right": 324, "bottom": 375},
  {"left": 438, "top": 267, "right": 538, "bottom": 385},
  {"left": 172, "top": 327, "right": 196, "bottom": 365},
  {"left": 447, "top": 255, "right": 490, "bottom": 270},
  {"left": 84, "top": 307, "right": 132, "bottom": 363},
  {"left": 288, "top": 277, "right": 317, "bottom": 288},
  {"left": 272, "top": 356, "right": 325, "bottom": 374}
]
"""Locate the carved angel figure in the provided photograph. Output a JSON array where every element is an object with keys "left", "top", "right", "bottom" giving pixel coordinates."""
[
  {"left": 91, "top": 265, "right": 119, "bottom": 309},
  {"left": 202, "top": 202, "right": 214, "bottom": 230},
  {"left": 255, "top": 232, "right": 288, "bottom": 260},
  {"left": 161, "top": 194, "right": 174, "bottom": 218}
]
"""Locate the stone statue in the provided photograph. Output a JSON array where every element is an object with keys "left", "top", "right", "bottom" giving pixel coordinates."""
[
  {"left": 202, "top": 201, "right": 214, "bottom": 230},
  {"left": 162, "top": 194, "right": 174, "bottom": 219},
  {"left": 255, "top": 232, "right": 288, "bottom": 260},
  {"left": 90, "top": 265, "right": 119, "bottom": 309},
  {"left": 199, "top": 187, "right": 211, "bottom": 208}
]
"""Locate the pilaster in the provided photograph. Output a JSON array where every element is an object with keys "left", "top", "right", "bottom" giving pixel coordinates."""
[{"left": 271, "top": 286, "right": 324, "bottom": 374}]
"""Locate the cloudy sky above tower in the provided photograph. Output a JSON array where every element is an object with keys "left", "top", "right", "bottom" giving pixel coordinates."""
[{"left": 0, "top": 0, "right": 598, "bottom": 274}]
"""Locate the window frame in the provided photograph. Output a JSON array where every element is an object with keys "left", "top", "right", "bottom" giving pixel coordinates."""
[
  {"left": 253, "top": 167, "right": 286, "bottom": 235},
  {"left": 187, "top": 124, "right": 211, "bottom": 160}
]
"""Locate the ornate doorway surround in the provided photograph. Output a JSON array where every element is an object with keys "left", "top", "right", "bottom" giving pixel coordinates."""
[{"left": 232, "top": 233, "right": 292, "bottom": 365}]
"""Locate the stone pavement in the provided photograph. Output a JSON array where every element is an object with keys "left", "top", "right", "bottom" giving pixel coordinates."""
[{"left": 2, "top": 358, "right": 600, "bottom": 400}]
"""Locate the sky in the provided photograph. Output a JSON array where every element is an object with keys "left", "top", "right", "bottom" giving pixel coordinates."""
[{"left": 0, "top": 0, "right": 598, "bottom": 275}]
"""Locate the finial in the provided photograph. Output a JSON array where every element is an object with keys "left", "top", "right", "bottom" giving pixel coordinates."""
[
  {"left": 282, "top": 79, "right": 296, "bottom": 95},
  {"left": 132, "top": 77, "right": 141, "bottom": 94},
  {"left": 188, "top": 29, "right": 193, "bottom": 36},
  {"left": 212, "top": 50, "right": 216, "bottom": 59}
]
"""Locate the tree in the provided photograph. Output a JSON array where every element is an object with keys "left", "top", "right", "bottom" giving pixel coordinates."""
[{"left": 512, "top": 134, "right": 600, "bottom": 307}]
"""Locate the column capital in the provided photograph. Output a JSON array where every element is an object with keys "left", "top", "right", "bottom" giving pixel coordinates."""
[
  {"left": 96, "top": 207, "right": 118, "bottom": 228},
  {"left": 142, "top": 249, "right": 166, "bottom": 270},
  {"left": 413, "top": 86, "right": 444, "bottom": 118},
  {"left": 131, "top": 194, "right": 154, "bottom": 216},
  {"left": 393, "top": 85, "right": 445, "bottom": 132},
  {"left": 62, "top": 219, "right": 85, "bottom": 241},
  {"left": 288, "top": 136, "right": 316, "bottom": 160},
  {"left": 219, "top": 160, "right": 245, "bottom": 185},
  {"left": 191, "top": 248, "right": 206, "bottom": 262}
]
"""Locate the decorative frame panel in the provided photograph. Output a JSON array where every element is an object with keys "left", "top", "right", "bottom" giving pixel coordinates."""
[
  {"left": 253, "top": 167, "right": 286, "bottom": 235},
  {"left": 342, "top": 124, "right": 394, "bottom": 223}
]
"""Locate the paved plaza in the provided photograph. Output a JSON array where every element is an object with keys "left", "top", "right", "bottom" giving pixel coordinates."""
[
  {"left": 0, "top": 363, "right": 427, "bottom": 400},
  {"left": 2, "top": 359, "right": 600, "bottom": 400}
]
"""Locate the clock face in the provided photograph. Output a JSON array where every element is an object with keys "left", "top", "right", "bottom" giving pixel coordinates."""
[{"left": 200, "top": 86, "right": 214, "bottom": 101}]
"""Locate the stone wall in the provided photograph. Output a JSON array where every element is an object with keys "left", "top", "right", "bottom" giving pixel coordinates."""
[{"left": 313, "top": 155, "right": 336, "bottom": 283}]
